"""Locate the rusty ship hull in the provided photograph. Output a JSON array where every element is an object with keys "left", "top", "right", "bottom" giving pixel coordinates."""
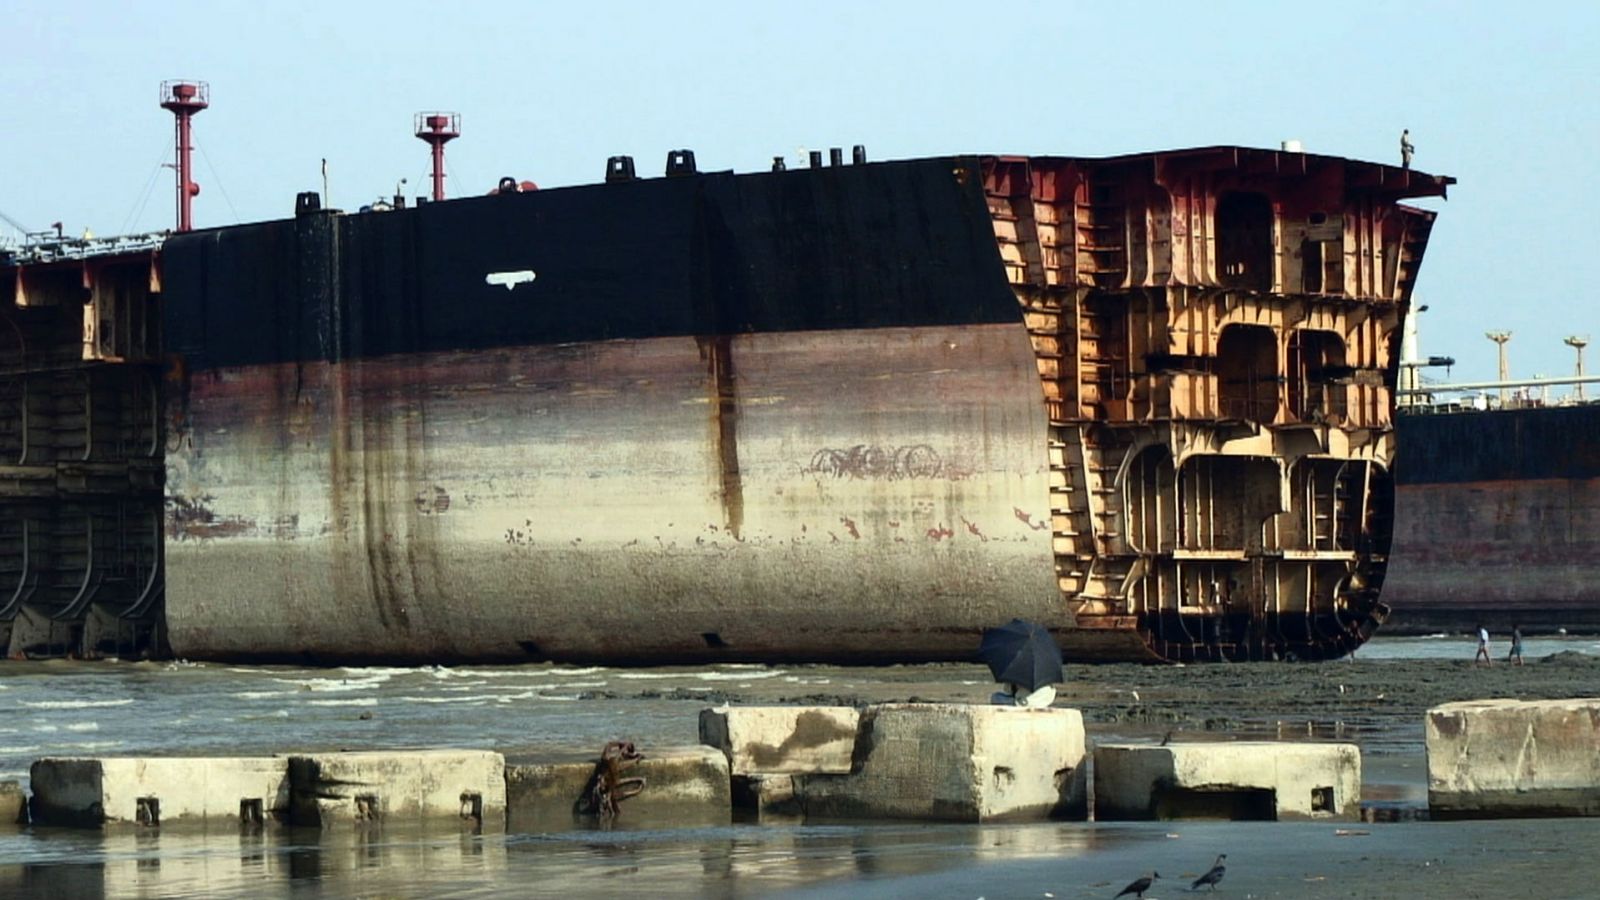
[
  {"left": 1385, "top": 405, "right": 1600, "bottom": 632},
  {"left": 163, "top": 329, "right": 1074, "bottom": 662},
  {"left": 3, "top": 148, "right": 1454, "bottom": 664}
]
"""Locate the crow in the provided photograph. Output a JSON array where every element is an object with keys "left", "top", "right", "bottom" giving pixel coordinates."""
[
  {"left": 1115, "top": 871, "right": 1160, "bottom": 898},
  {"left": 1192, "top": 854, "right": 1227, "bottom": 891}
]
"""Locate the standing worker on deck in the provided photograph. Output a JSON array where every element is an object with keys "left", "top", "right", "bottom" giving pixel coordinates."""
[
  {"left": 1475, "top": 624, "right": 1492, "bottom": 666},
  {"left": 1401, "top": 129, "right": 1414, "bottom": 169},
  {"left": 1508, "top": 624, "right": 1525, "bottom": 666}
]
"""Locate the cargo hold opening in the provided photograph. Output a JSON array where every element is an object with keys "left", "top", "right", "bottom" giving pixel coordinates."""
[{"left": 1216, "top": 324, "right": 1278, "bottom": 423}]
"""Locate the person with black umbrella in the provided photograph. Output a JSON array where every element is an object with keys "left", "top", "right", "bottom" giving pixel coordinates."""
[{"left": 978, "top": 619, "right": 1063, "bottom": 708}]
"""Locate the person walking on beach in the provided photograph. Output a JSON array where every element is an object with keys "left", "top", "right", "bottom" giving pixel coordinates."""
[
  {"left": 1475, "top": 624, "right": 1492, "bottom": 666},
  {"left": 1508, "top": 624, "right": 1525, "bottom": 666}
]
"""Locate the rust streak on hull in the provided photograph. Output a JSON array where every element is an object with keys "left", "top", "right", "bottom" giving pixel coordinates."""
[{"left": 699, "top": 334, "right": 744, "bottom": 540}]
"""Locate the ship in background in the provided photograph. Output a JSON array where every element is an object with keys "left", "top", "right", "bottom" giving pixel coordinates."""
[
  {"left": 1385, "top": 324, "right": 1600, "bottom": 633},
  {"left": 0, "top": 83, "right": 1455, "bottom": 664}
]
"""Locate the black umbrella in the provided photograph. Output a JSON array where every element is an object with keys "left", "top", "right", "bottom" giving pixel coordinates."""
[{"left": 977, "top": 618, "right": 1063, "bottom": 694}]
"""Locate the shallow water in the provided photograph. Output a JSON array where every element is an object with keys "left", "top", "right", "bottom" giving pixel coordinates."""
[
  {"left": 2, "top": 635, "right": 1598, "bottom": 897},
  {"left": 0, "top": 661, "right": 811, "bottom": 788},
  {"left": 3, "top": 634, "right": 1597, "bottom": 786},
  {"left": 1352, "top": 633, "right": 1600, "bottom": 661},
  {"left": 6, "top": 814, "right": 1600, "bottom": 898}
]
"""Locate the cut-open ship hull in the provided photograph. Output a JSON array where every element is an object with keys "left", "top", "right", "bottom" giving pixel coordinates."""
[{"left": 2, "top": 149, "right": 1454, "bottom": 663}]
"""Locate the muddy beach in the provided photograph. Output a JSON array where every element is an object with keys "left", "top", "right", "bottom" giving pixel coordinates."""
[
  {"left": 5, "top": 639, "right": 1600, "bottom": 898},
  {"left": 576, "top": 648, "right": 1600, "bottom": 749},
  {"left": 580, "top": 648, "right": 1600, "bottom": 899}
]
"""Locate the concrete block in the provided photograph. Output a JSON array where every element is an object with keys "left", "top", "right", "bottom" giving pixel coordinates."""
[
  {"left": 699, "top": 706, "right": 860, "bottom": 776},
  {"left": 1427, "top": 698, "right": 1600, "bottom": 818},
  {"left": 1093, "top": 742, "right": 1361, "bottom": 821},
  {"left": 288, "top": 750, "right": 505, "bottom": 828},
  {"left": 799, "top": 703, "right": 1087, "bottom": 822},
  {"left": 505, "top": 745, "right": 730, "bottom": 831},
  {"left": 1, "top": 780, "right": 25, "bottom": 826},
  {"left": 28, "top": 757, "right": 289, "bottom": 828}
]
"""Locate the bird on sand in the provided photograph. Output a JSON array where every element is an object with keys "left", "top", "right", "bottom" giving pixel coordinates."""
[
  {"left": 1192, "top": 854, "right": 1227, "bottom": 891},
  {"left": 1114, "top": 871, "right": 1160, "bottom": 898}
]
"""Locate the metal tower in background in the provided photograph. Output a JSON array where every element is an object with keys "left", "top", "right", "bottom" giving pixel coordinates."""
[
  {"left": 1565, "top": 335, "right": 1590, "bottom": 401},
  {"left": 1486, "top": 331, "right": 1512, "bottom": 405},
  {"left": 160, "top": 81, "right": 209, "bottom": 232},
  {"left": 414, "top": 113, "right": 460, "bottom": 202}
]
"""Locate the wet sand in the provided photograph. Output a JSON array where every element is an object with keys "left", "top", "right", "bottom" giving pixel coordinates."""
[
  {"left": 565, "top": 650, "right": 1600, "bottom": 754},
  {"left": 556, "top": 651, "right": 1600, "bottom": 898},
  {"left": 778, "top": 818, "right": 1600, "bottom": 899}
]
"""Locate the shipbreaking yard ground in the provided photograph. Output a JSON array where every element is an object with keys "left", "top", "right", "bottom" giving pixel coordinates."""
[{"left": 3, "top": 639, "right": 1600, "bottom": 897}]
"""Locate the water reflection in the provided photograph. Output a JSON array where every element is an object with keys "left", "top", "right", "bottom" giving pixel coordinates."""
[
  {"left": 5, "top": 824, "right": 505, "bottom": 899},
  {"left": 509, "top": 820, "right": 1108, "bottom": 898},
  {"left": 1, "top": 819, "right": 1117, "bottom": 899}
]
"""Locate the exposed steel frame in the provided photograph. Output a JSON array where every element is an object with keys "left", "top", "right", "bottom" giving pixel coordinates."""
[{"left": 983, "top": 147, "right": 1453, "bottom": 661}]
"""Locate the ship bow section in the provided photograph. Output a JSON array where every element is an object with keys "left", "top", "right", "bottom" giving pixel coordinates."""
[{"left": 983, "top": 149, "right": 1451, "bottom": 661}]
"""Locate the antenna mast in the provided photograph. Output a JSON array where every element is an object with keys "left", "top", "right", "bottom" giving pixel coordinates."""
[
  {"left": 1565, "top": 335, "right": 1590, "bottom": 402},
  {"left": 160, "top": 81, "right": 210, "bottom": 232},
  {"left": 1486, "top": 331, "right": 1512, "bottom": 406},
  {"left": 414, "top": 113, "right": 460, "bottom": 202}
]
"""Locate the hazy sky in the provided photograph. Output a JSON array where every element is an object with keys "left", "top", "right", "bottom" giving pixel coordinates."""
[{"left": 5, "top": 0, "right": 1596, "bottom": 383}]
